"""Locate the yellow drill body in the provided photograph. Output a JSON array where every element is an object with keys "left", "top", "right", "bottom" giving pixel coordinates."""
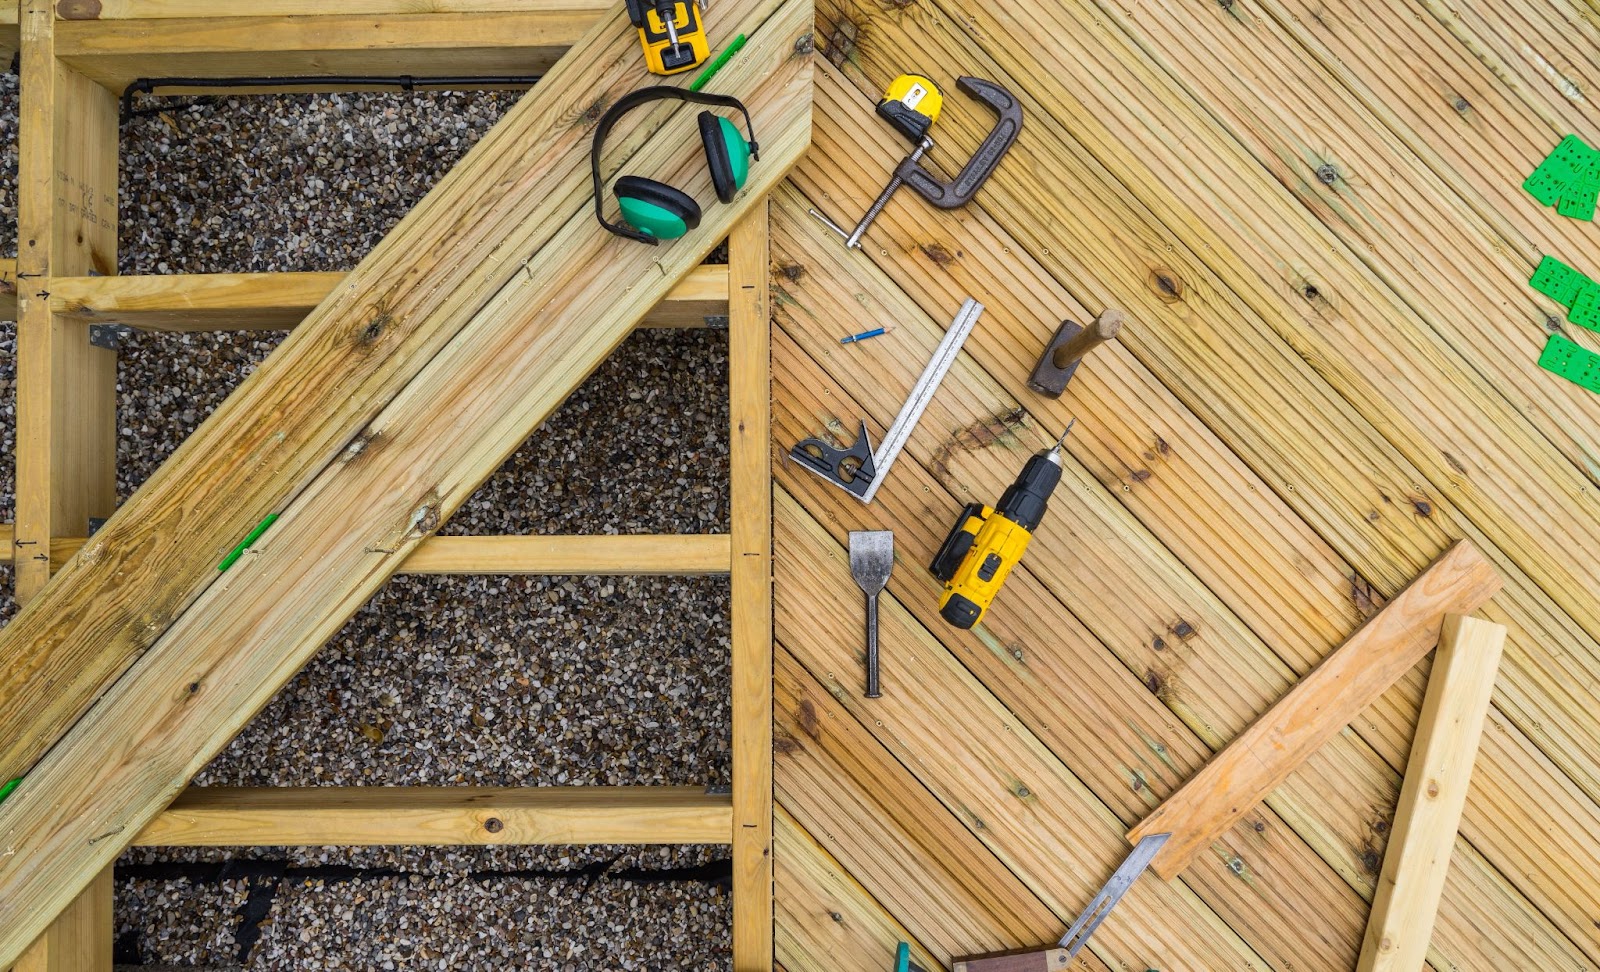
[
  {"left": 934, "top": 505, "right": 1035, "bottom": 628},
  {"left": 929, "top": 422, "right": 1074, "bottom": 629}
]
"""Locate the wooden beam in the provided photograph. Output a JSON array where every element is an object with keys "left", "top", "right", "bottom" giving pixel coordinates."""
[
  {"left": 1357, "top": 614, "right": 1507, "bottom": 972},
  {"left": 1128, "top": 541, "right": 1502, "bottom": 880},
  {"left": 47, "top": 265, "right": 730, "bottom": 331},
  {"left": 729, "top": 203, "right": 773, "bottom": 971},
  {"left": 11, "top": 867, "right": 111, "bottom": 972},
  {"left": 0, "top": 258, "right": 17, "bottom": 321},
  {"left": 12, "top": 0, "right": 118, "bottom": 600},
  {"left": 0, "top": 0, "right": 810, "bottom": 959},
  {"left": 398, "top": 534, "right": 733, "bottom": 575},
  {"left": 55, "top": 10, "right": 603, "bottom": 93},
  {"left": 0, "top": 526, "right": 732, "bottom": 575},
  {"left": 135, "top": 786, "right": 733, "bottom": 846}
]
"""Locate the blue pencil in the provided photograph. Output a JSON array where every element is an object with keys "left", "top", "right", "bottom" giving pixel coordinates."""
[{"left": 839, "top": 325, "right": 894, "bottom": 344}]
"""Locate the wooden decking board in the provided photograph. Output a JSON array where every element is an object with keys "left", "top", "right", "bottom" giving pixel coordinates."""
[
  {"left": 0, "top": 0, "right": 811, "bottom": 959},
  {"left": 813, "top": 0, "right": 1600, "bottom": 864},
  {"left": 773, "top": 85, "right": 1594, "bottom": 969},
  {"left": 776, "top": 49, "right": 1599, "bottom": 967},
  {"left": 774, "top": 808, "right": 944, "bottom": 972},
  {"left": 770, "top": 305, "right": 1578, "bottom": 969},
  {"left": 774, "top": 650, "right": 1072, "bottom": 962},
  {"left": 1083, "top": 0, "right": 1600, "bottom": 530},
  {"left": 924, "top": 0, "right": 1600, "bottom": 657}
]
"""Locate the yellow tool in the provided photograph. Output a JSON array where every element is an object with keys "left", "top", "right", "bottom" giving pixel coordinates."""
[
  {"left": 928, "top": 421, "right": 1074, "bottom": 629},
  {"left": 876, "top": 73, "right": 944, "bottom": 143},
  {"left": 627, "top": 0, "right": 710, "bottom": 75}
]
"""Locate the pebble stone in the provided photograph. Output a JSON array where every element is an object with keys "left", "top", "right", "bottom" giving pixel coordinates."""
[{"left": 0, "top": 77, "right": 736, "bottom": 969}]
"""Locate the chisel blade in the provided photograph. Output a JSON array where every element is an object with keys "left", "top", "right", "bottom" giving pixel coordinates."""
[{"left": 1058, "top": 831, "right": 1170, "bottom": 957}]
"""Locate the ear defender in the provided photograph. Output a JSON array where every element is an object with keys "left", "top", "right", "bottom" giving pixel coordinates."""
[
  {"left": 614, "top": 175, "right": 702, "bottom": 240},
  {"left": 699, "top": 112, "right": 752, "bottom": 204},
  {"left": 593, "top": 86, "right": 761, "bottom": 245}
]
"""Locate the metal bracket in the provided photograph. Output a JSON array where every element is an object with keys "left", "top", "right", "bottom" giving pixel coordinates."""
[
  {"left": 704, "top": 783, "right": 732, "bottom": 796},
  {"left": 88, "top": 324, "right": 132, "bottom": 350},
  {"left": 703, "top": 315, "right": 729, "bottom": 330}
]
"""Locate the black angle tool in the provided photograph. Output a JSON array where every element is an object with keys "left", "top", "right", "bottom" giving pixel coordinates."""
[{"left": 811, "top": 75, "right": 1023, "bottom": 249}]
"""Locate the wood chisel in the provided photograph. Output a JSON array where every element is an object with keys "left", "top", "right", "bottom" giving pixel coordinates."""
[
  {"left": 790, "top": 298, "right": 983, "bottom": 503},
  {"left": 954, "top": 540, "right": 1501, "bottom": 971}
]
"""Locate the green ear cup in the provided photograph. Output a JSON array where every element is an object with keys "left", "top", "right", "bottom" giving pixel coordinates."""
[
  {"left": 613, "top": 175, "right": 701, "bottom": 240},
  {"left": 618, "top": 196, "right": 690, "bottom": 239},
  {"left": 719, "top": 117, "right": 750, "bottom": 189}
]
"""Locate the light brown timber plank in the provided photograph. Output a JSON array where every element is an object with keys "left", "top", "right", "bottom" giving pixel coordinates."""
[
  {"left": 66, "top": 0, "right": 602, "bottom": 15},
  {"left": 134, "top": 786, "right": 732, "bottom": 846},
  {"left": 1127, "top": 543, "right": 1502, "bottom": 880},
  {"left": 811, "top": 16, "right": 1600, "bottom": 960},
  {"left": 46, "top": 265, "right": 730, "bottom": 331},
  {"left": 0, "top": 0, "right": 811, "bottom": 959},
  {"left": 1357, "top": 615, "right": 1507, "bottom": 972},
  {"left": 769, "top": 179, "right": 1579, "bottom": 969},
  {"left": 774, "top": 807, "right": 942, "bottom": 972},
  {"left": 0, "top": 527, "right": 731, "bottom": 575},
  {"left": 729, "top": 203, "right": 774, "bottom": 972},
  {"left": 400, "top": 534, "right": 733, "bottom": 574},
  {"left": 55, "top": 13, "right": 592, "bottom": 92},
  {"left": 775, "top": 647, "right": 1113, "bottom": 970},
  {"left": 12, "top": 867, "right": 111, "bottom": 972},
  {"left": 13, "top": 0, "right": 117, "bottom": 600},
  {"left": 0, "top": 257, "right": 17, "bottom": 320},
  {"left": 0, "top": 0, "right": 782, "bottom": 786}
]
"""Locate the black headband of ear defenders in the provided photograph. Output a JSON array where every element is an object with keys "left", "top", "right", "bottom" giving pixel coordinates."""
[{"left": 591, "top": 85, "right": 761, "bottom": 245}]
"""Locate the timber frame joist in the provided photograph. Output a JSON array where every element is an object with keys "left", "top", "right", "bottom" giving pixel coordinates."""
[{"left": 2, "top": 2, "right": 807, "bottom": 969}]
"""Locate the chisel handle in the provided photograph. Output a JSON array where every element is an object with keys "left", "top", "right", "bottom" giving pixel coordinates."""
[
  {"left": 1127, "top": 540, "right": 1500, "bottom": 880},
  {"left": 864, "top": 593, "right": 882, "bottom": 698}
]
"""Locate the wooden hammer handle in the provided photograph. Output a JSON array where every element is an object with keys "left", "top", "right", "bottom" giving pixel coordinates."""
[
  {"left": 1127, "top": 540, "right": 1500, "bottom": 880},
  {"left": 1049, "top": 308, "right": 1123, "bottom": 369}
]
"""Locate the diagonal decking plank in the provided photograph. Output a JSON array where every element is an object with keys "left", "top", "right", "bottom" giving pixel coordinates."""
[{"left": 0, "top": 1, "right": 811, "bottom": 962}]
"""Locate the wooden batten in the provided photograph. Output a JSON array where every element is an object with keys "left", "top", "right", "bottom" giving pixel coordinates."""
[
  {"left": 53, "top": 9, "right": 605, "bottom": 94},
  {"left": 136, "top": 786, "right": 734, "bottom": 847},
  {"left": 47, "top": 265, "right": 731, "bottom": 331}
]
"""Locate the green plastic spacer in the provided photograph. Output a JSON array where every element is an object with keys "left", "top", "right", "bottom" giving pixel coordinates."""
[
  {"left": 1572, "top": 287, "right": 1600, "bottom": 332},
  {"left": 689, "top": 33, "right": 746, "bottom": 92},
  {"left": 1529, "top": 255, "right": 1595, "bottom": 308},
  {"left": 1524, "top": 135, "right": 1598, "bottom": 207},
  {"left": 1539, "top": 333, "right": 1600, "bottom": 393},
  {"left": 1558, "top": 181, "right": 1599, "bottom": 221},
  {"left": 0, "top": 777, "right": 20, "bottom": 806},
  {"left": 218, "top": 513, "right": 280, "bottom": 572}
]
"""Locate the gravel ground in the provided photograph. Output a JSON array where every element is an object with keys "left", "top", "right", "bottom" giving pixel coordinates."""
[{"left": 1, "top": 79, "right": 736, "bottom": 969}]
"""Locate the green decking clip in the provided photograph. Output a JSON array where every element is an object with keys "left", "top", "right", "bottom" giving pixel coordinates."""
[
  {"left": 1525, "top": 134, "right": 1599, "bottom": 208},
  {"left": 1558, "top": 180, "right": 1599, "bottom": 221},
  {"left": 218, "top": 513, "right": 280, "bottom": 572},
  {"left": 0, "top": 777, "right": 20, "bottom": 806},
  {"left": 688, "top": 33, "right": 746, "bottom": 92},
  {"left": 1539, "top": 333, "right": 1600, "bottom": 393},
  {"left": 1572, "top": 288, "right": 1600, "bottom": 332},
  {"left": 1529, "top": 255, "right": 1594, "bottom": 308}
]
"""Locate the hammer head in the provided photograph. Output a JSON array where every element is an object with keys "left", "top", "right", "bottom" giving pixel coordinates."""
[{"left": 1027, "top": 309, "right": 1123, "bottom": 398}]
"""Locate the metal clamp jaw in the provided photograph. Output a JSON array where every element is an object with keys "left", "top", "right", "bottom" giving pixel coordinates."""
[{"left": 896, "top": 76, "right": 1023, "bottom": 209}]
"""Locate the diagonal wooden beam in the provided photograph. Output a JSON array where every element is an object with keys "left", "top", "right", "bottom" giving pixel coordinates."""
[{"left": 0, "top": 0, "right": 810, "bottom": 960}]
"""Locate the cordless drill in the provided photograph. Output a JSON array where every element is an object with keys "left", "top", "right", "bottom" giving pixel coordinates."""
[
  {"left": 929, "top": 421, "right": 1074, "bottom": 629},
  {"left": 626, "top": 0, "right": 710, "bottom": 75}
]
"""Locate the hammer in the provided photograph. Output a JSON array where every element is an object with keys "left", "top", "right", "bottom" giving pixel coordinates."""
[{"left": 1026, "top": 309, "right": 1123, "bottom": 398}]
